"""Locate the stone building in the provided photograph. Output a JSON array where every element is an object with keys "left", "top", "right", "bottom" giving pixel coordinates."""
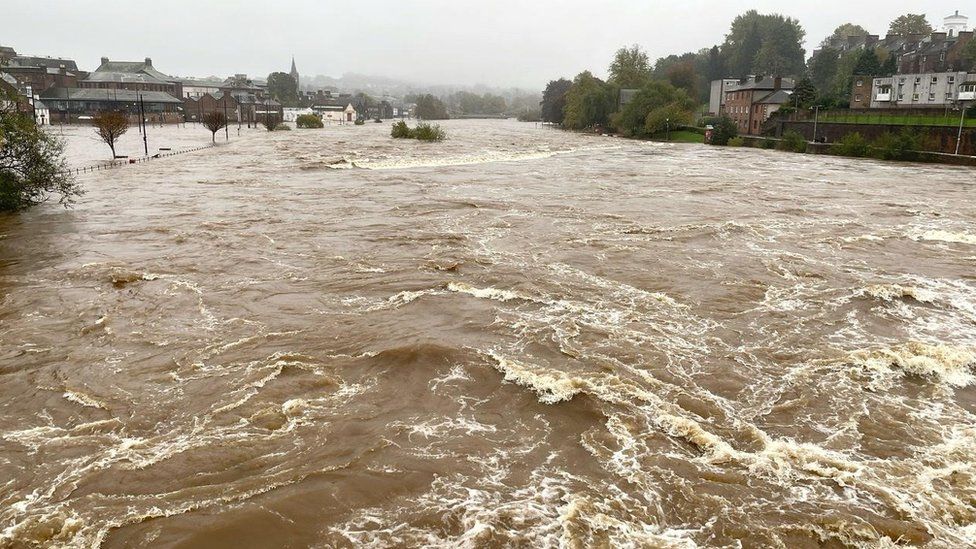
[
  {"left": 81, "top": 57, "right": 182, "bottom": 99},
  {"left": 721, "top": 76, "right": 795, "bottom": 135}
]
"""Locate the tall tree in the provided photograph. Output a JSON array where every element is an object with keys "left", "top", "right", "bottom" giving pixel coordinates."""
[
  {"left": 723, "top": 11, "right": 805, "bottom": 77},
  {"left": 562, "top": 71, "right": 614, "bottom": 130},
  {"left": 791, "top": 78, "right": 817, "bottom": 108},
  {"left": 852, "top": 49, "right": 882, "bottom": 76},
  {"left": 959, "top": 38, "right": 976, "bottom": 71},
  {"left": 808, "top": 47, "right": 839, "bottom": 96},
  {"left": 887, "top": 14, "right": 933, "bottom": 36},
  {"left": 541, "top": 78, "right": 572, "bottom": 124},
  {"left": 704, "top": 45, "right": 725, "bottom": 83},
  {"left": 822, "top": 23, "right": 871, "bottom": 47},
  {"left": 610, "top": 81, "right": 694, "bottom": 137},
  {"left": 608, "top": 45, "right": 652, "bottom": 88},
  {"left": 415, "top": 94, "right": 449, "bottom": 120},
  {"left": 666, "top": 61, "right": 698, "bottom": 98},
  {"left": 266, "top": 72, "right": 299, "bottom": 107}
]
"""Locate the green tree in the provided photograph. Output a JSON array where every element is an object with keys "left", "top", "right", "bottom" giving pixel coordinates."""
[
  {"left": 1, "top": 92, "right": 80, "bottom": 212},
  {"left": 852, "top": 48, "right": 882, "bottom": 76},
  {"left": 880, "top": 54, "right": 898, "bottom": 76},
  {"left": 666, "top": 61, "right": 698, "bottom": 97},
  {"left": 266, "top": 72, "right": 299, "bottom": 107},
  {"left": 822, "top": 23, "right": 871, "bottom": 47},
  {"left": 541, "top": 78, "right": 572, "bottom": 124},
  {"left": 724, "top": 11, "right": 806, "bottom": 77},
  {"left": 808, "top": 47, "right": 840, "bottom": 97},
  {"left": 959, "top": 38, "right": 976, "bottom": 71},
  {"left": 562, "top": 71, "right": 615, "bottom": 130},
  {"left": 415, "top": 94, "right": 449, "bottom": 120},
  {"left": 609, "top": 45, "right": 652, "bottom": 88},
  {"left": 708, "top": 116, "right": 738, "bottom": 146},
  {"left": 888, "top": 14, "right": 933, "bottom": 36},
  {"left": 611, "top": 81, "right": 694, "bottom": 137},
  {"left": 792, "top": 78, "right": 817, "bottom": 108}
]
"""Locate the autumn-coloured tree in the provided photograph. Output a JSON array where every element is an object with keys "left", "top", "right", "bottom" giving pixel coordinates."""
[
  {"left": 202, "top": 111, "right": 227, "bottom": 143},
  {"left": 92, "top": 111, "right": 129, "bottom": 158}
]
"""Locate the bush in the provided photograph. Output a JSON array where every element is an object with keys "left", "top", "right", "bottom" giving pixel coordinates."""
[
  {"left": 413, "top": 123, "right": 446, "bottom": 141},
  {"left": 354, "top": 118, "right": 365, "bottom": 126},
  {"left": 728, "top": 137, "right": 745, "bottom": 147},
  {"left": 760, "top": 138, "right": 776, "bottom": 149},
  {"left": 391, "top": 120, "right": 412, "bottom": 138},
  {"left": 295, "top": 114, "right": 323, "bottom": 129},
  {"left": 778, "top": 131, "right": 808, "bottom": 153},
  {"left": 390, "top": 121, "right": 446, "bottom": 141},
  {"left": 517, "top": 109, "right": 542, "bottom": 122},
  {"left": 832, "top": 132, "right": 870, "bottom": 157},
  {"left": 708, "top": 116, "right": 737, "bottom": 146},
  {"left": 275, "top": 123, "right": 291, "bottom": 131},
  {"left": 872, "top": 129, "right": 921, "bottom": 161}
]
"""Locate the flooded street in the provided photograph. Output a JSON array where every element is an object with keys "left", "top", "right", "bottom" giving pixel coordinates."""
[{"left": 1, "top": 119, "right": 975, "bottom": 547}]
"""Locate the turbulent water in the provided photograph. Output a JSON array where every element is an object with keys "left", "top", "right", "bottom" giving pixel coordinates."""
[{"left": 1, "top": 119, "right": 976, "bottom": 548}]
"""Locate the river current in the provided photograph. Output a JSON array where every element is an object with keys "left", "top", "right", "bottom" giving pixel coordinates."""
[{"left": 1, "top": 119, "right": 975, "bottom": 548}]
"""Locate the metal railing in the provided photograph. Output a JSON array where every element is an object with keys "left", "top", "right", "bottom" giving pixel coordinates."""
[{"left": 67, "top": 143, "right": 216, "bottom": 175}]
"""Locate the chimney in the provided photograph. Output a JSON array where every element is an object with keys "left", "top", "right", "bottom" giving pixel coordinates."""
[
  {"left": 145, "top": 57, "right": 152, "bottom": 67},
  {"left": 101, "top": 56, "right": 108, "bottom": 65},
  {"left": 773, "top": 76, "right": 782, "bottom": 90}
]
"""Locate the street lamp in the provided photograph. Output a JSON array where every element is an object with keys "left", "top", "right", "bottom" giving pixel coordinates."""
[
  {"left": 811, "top": 105, "right": 821, "bottom": 143},
  {"left": 956, "top": 102, "right": 968, "bottom": 156}
]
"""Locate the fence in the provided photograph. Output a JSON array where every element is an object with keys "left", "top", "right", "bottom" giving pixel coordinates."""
[{"left": 67, "top": 143, "right": 215, "bottom": 175}]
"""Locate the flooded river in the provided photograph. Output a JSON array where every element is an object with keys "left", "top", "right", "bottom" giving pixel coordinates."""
[{"left": 1, "top": 119, "right": 975, "bottom": 547}]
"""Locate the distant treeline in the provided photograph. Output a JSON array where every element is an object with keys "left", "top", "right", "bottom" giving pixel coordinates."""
[{"left": 539, "top": 10, "right": 976, "bottom": 131}]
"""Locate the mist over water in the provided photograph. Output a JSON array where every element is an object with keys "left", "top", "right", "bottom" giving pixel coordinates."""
[{"left": 1, "top": 120, "right": 975, "bottom": 547}]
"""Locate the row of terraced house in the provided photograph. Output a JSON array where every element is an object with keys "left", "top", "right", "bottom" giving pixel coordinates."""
[{"left": 708, "top": 10, "right": 976, "bottom": 136}]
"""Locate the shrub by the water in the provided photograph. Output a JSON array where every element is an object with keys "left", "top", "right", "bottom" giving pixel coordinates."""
[
  {"left": 707, "top": 116, "right": 737, "bottom": 146},
  {"left": 391, "top": 120, "right": 412, "bottom": 138},
  {"left": 871, "top": 130, "right": 921, "bottom": 161},
  {"left": 778, "top": 131, "right": 808, "bottom": 153},
  {"left": 295, "top": 114, "right": 323, "bottom": 129},
  {"left": 833, "top": 132, "right": 870, "bottom": 157},
  {"left": 391, "top": 121, "right": 446, "bottom": 141},
  {"left": 728, "top": 137, "right": 745, "bottom": 147},
  {"left": 760, "top": 138, "right": 776, "bottom": 149},
  {"left": 413, "top": 123, "right": 446, "bottom": 141},
  {"left": 275, "top": 123, "right": 291, "bottom": 131},
  {"left": 354, "top": 119, "right": 365, "bottom": 126},
  {"left": 517, "top": 109, "right": 542, "bottom": 122}
]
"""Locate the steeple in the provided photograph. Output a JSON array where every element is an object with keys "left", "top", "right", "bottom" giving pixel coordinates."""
[{"left": 289, "top": 56, "right": 299, "bottom": 90}]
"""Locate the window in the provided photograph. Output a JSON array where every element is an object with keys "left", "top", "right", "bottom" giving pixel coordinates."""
[
  {"left": 915, "top": 77, "right": 921, "bottom": 85},
  {"left": 928, "top": 92, "right": 936, "bottom": 101},
  {"left": 948, "top": 76, "right": 955, "bottom": 84},
  {"left": 932, "top": 76, "right": 939, "bottom": 84},
  {"left": 946, "top": 93, "right": 953, "bottom": 100},
  {"left": 855, "top": 94, "right": 862, "bottom": 102},
  {"left": 963, "top": 84, "right": 976, "bottom": 92},
  {"left": 898, "top": 93, "right": 905, "bottom": 100},
  {"left": 856, "top": 79, "right": 863, "bottom": 86},
  {"left": 913, "top": 93, "right": 920, "bottom": 101}
]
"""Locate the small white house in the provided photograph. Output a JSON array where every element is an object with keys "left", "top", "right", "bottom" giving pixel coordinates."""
[
  {"left": 33, "top": 99, "right": 50, "bottom": 125},
  {"left": 312, "top": 103, "right": 357, "bottom": 124},
  {"left": 282, "top": 107, "right": 313, "bottom": 122}
]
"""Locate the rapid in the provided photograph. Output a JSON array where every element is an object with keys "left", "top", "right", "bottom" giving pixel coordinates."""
[{"left": 1, "top": 119, "right": 975, "bottom": 548}]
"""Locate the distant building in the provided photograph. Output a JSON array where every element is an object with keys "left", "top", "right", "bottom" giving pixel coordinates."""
[
  {"left": 1, "top": 52, "right": 81, "bottom": 94},
  {"left": 183, "top": 91, "right": 281, "bottom": 125},
  {"left": 81, "top": 57, "right": 183, "bottom": 99},
  {"left": 39, "top": 87, "right": 184, "bottom": 123},
  {"left": 181, "top": 77, "right": 225, "bottom": 99},
  {"left": 0, "top": 45, "right": 16, "bottom": 64},
  {"left": 852, "top": 71, "right": 976, "bottom": 109},
  {"left": 708, "top": 79, "right": 740, "bottom": 116},
  {"left": 720, "top": 76, "right": 795, "bottom": 135},
  {"left": 290, "top": 56, "right": 300, "bottom": 90},
  {"left": 944, "top": 10, "right": 969, "bottom": 37}
]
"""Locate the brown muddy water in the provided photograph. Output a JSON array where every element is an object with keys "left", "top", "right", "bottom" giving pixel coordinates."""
[{"left": 1, "top": 119, "right": 975, "bottom": 548}]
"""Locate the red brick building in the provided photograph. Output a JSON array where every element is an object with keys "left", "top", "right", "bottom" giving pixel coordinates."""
[{"left": 722, "top": 77, "right": 795, "bottom": 135}]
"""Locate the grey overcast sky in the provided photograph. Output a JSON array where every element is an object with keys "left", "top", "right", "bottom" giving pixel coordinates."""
[{"left": 2, "top": 1, "right": 968, "bottom": 89}]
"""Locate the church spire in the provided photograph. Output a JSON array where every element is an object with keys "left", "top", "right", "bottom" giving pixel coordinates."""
[{"left": 290, "top": 56, "right": 299, "bottom": 89}]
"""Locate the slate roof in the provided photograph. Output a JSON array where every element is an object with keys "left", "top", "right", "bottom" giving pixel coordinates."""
[
  {"left": 40, "top": 87, "right": 182, "bottom": 103},
  {"left": 86, "top": 59, "right": 177, "bottom": 85},
  {"left": 8, "top": 55, "right": 78, "bottom": 71},
  {"left": 756, "top": 90, "right": 793, "bottom": 105},
  {"left": 734, "top": 76, "right": 796, "bottom": 91}
]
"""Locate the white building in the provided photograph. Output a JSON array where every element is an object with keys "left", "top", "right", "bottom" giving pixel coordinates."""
[
  {"left": 282, "top": 107, "right": 313, "bottom": 122},
  {"left": 944, "top": 10, "right": 969, "bottom": 37},
  {"left": 312, "top": 103, "right": 357, "bottom": 124},
  {"left": 865, "top": 72, "right": 976, "bottom": 108}
]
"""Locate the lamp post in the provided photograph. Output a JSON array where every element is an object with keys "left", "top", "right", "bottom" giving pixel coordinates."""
[
  {"left": 812, "top": 105, "right": 820, "bottom": 143},
  {"left": 223, "top": 95, "right": 229, "bottom": 141},
  {"left": 956, "top": 102, "right": 968, "bottom": 156}
]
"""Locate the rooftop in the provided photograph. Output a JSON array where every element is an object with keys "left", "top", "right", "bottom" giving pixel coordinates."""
[{"left": 39, "top": 87, "right": 182, "bottom": 103}]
